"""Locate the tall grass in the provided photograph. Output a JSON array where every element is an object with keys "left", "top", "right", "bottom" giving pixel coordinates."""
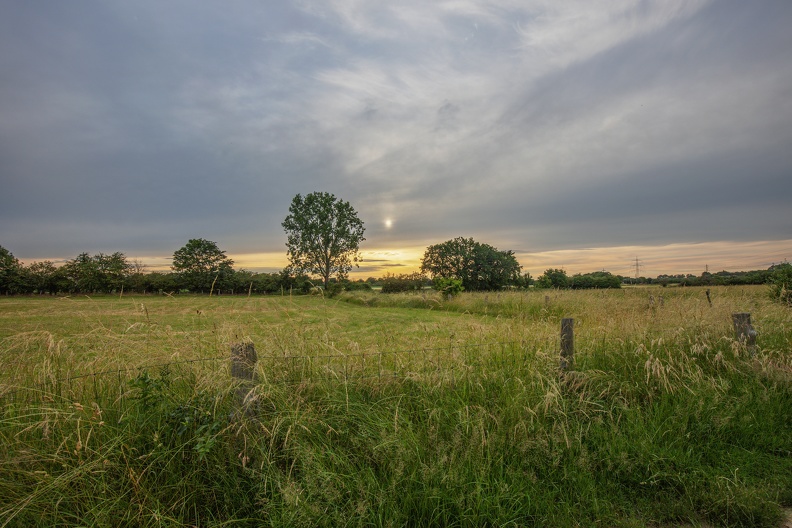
[{"left": 1, "top": 287, "right": 790, "bottom": 526}]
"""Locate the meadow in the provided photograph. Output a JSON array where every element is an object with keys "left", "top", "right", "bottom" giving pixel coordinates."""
[{"left": 0, "top": 286, "right": 790, "bottom": 527}]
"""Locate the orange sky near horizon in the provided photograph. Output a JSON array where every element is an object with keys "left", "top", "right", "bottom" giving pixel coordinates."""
[{"left": 81, "top": 238, "right": 790, "bottom": 280}]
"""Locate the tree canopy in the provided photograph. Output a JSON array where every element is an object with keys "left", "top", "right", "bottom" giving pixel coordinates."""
[
  {"left": 420, "top": 237, "right": 522, "bottom": 291},
  {"left": 570, "top": 270, "right": 621, "bottom": 289},
  {"left": 536, "top": 268, "right": 569, "bottom": 289},
  {"left": 172, "top": 238, "right": 234, "bottom": 293},
  {"left": 60, "top": 252, "right": 132, "bottom": 293},
  {"left": 0, "top": 245, "right": 22, "bottom": 294},
  {"left": 282, "top": 192, "right": 366, "bottom": 289}
]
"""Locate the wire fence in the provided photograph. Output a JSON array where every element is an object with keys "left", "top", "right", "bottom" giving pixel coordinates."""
[
  {"left": 0, "top": 338, "right": 550, "bottom": 405},
  {"left": 253, "top": 339, "right": 535, "bottom": 384}
]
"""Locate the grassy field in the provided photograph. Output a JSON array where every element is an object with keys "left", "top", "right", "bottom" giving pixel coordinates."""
[{"left": 1, "top": 286, "right": 790, "bottom": 527}]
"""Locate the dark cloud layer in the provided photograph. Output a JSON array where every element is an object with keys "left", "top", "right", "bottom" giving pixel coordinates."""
[{"left": 1, "top": 0, "right": 790, "bottom": 267}]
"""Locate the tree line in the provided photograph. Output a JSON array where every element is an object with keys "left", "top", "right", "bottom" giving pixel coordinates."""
[
  {"left": 2, "top": 191, "right": 789, "bottom": 296},
  {"left": 1, "top": 241, "right": 788, "bottom": 297},
  {"left": 0, "top": 243, "right": 314, "bottom": 296}
]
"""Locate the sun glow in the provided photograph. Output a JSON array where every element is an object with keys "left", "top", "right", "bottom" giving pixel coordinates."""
[
  {"left": 384, "top": 218, "right": 393, "bottom": 229},
  {"left": 108, "top": 239, "right": 789, "bottom": 281}
]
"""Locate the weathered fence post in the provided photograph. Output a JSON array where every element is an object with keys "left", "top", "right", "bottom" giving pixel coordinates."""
[
  {"left": 231, "top": 342, "right": 257, "bottom": 406},
  {"left": 732, "top": 313, "right": 757, "bottom": 355},
  {"left": 560, "top": 318, "right": 574, "bottom": 371},
  {"left": 705, "top": 289, "right": 712, "bottom": 307}
]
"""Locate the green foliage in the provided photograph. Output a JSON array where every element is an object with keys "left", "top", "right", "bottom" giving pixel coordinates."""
[
  {"left": 277, "top": 268, "right": 313, "bottom": 294},
  {"left": 21, "top": 260, "right": 59, "bottom": 294},
  {"left": 420, "top": 237, "right": 522, "bottom": 291},
  {"left": 768, "top": 262, "right": 792, "bottom": 305},
  {"left": 536, "top": 268, "right": 569, "bottom": 288},
  {"left": 0, "top": 245, "right": 22, "bottom": 294},
  {"left": 657, "top": 269, "right": 774, "bottom": 287},
  {"left": 324, "top": 281, "right": 345, "bottom": 297},
  {"left": 282, "top": 192, "right": 366, "bottom": 289},
  {"left": 57, "top": 252, "right": 132, "bottom": 294},
  {"left": 380, "top": 272, "right": 427, "bottom": 293},
  {"left": 433, "top": 276, "right": 464, "bottom": 298},
  {"left": 164, "top": 391, "right": 223, "bottom": 461},
  {"left": 513, "top": 271, "right": 533, "bottom": 289},
  {"left": 570, "top": 270, "right": 621, "bottom": 289},
  {"left": 129, "top": 367, "right": 172, "bottom": 411},
  {"left": 341, "top": 279, "right": 372, "bottom": 292},
  {"left": 172, "top": 238, "right": 235, "bottom": 293}
]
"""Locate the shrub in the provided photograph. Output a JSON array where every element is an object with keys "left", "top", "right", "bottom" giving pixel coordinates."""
[
  {"left": 381, "top": 272, "right": 427, "bottom": 293},
  {"left": 570, "top": 271, "right": 621, "bottom": 289},
  {"left": 343, "top": 280, "right": 373, "bottom": 292},
  {"left": 768, "top": 262, "right": 792, "bottom": 305},
  {"left": 433, "top": 277, "right": 464, "bottom": 299},
  {"left": 325, "top": 282, "right": 345, "bottom": 297},
  {"left": 535, "top": 268, "right": 569, "bottom": 289}
]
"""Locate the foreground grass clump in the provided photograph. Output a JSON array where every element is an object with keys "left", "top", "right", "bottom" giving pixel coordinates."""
[{"left": 1, "top": 287, "right": 791, "bottom": 526}]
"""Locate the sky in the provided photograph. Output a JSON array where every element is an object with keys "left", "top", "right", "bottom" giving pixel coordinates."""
[{"left": 1, "top": 0, "right": 791, "bottom": 278}]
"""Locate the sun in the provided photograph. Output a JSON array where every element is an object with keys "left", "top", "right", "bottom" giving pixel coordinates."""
[{"left": 384, "top": 218, "right": 393, "bottom": 229}]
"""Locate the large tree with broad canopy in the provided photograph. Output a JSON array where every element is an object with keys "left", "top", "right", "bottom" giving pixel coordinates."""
[
  {"left": 282, "top": 192, "right": 365, "bottom": 289},
  {"left": 420, "top": 237, "right": 522, "bottom": 291}
]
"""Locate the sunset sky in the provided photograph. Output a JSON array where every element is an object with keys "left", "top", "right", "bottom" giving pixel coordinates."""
[{"left": 1, "top": 1, "right": 791, "bottom": 278}]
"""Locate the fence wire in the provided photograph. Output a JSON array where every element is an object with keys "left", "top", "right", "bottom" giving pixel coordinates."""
[{"left": 1, "top": 338, "right": 552, "bottom": 403}]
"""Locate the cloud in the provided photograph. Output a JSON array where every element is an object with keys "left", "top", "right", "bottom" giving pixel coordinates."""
[{"left": 1, "top": 0, "right": 790, "bottom": 272}]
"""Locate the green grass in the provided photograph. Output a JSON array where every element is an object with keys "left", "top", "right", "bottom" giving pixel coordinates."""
[{"left": 1, "top": 287, "right": 791, "bottom": 526}]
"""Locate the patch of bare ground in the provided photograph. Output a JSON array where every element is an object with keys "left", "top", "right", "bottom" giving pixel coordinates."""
[{"left": 783, "top": 509, "right": 792, "bottom": 528}]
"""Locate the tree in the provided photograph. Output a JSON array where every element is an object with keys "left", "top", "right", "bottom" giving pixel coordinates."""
[
  {"left": 282, "top": 192, "right": 366, "bottom": 289},
  {"left": 97, "top": 252, "right": 132, "bottom": 292},
  {"left": 58, "top": 252, "right": 132, "bottom": 293},
  {"left": 420, "top": 237, "right": 522, "bottom": 291},
  {"left": 536, "top": 268, "right": 569, "bottom": 289},
  {"left": 569, "top": 271, "right": 621, "bottom": 289},
  {"left": 172, "top": 239, "right": 235, "bottom": 293},
  {"left": 0, "top": 245, "right": 22, "bottom": 294},
  {"left": 25, "top": 260, "right": 59, "bottom": 294},
  {"left": 62, "top": 253, "right": 102, "bottom": 293}
]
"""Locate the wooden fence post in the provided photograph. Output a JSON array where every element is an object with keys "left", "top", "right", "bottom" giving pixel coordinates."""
[
  {"left": 231, "top": 342, "right": 257, "bottom": 406},
  {"left": 732, "top": 313, "right": 757, "bottom": 355},
  {"left": 560, "top": 318, "right": 574, "bottom": 371}
]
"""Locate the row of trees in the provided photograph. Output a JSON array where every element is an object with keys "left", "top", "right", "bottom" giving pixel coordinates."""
[
  {"left": 535, "top": 269, "right": 622, "bottom": 289},
  {"left": 2, "top": 239, "right": 788, "bottom": 296},
  {"left": 655, "top": 269, "right": 781, "bottom": 287},
  {"left": 0, "top": 243, "right": 316, "bottom": 295},
  {"left": 4, "top": 192, "right": 789, "bottom": 296}
]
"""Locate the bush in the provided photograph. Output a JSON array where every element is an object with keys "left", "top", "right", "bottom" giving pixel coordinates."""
[
  {"left": 536, "top": 268, "right": 569, "bottom": 289},
  {"left": 433, "top": 277, "right": 464, "bottom": 299},
  {"left": 381, "top": 272, "right": 427, "bottom": 293},
  {"left": 343, "top": 280, "right": 373, "bottom": 292},
  {"left": 570, "top": 271, "right": 621, "bottom": 289},
  {"left": 768, "top": 262, "right": 792, "bottom": 306}
]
